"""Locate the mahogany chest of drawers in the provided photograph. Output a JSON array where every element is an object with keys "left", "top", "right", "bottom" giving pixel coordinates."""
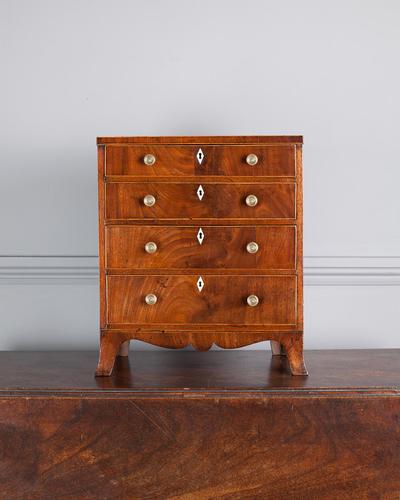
[{"left": 96, "top": 136, "right": 307, "bottom": 376}]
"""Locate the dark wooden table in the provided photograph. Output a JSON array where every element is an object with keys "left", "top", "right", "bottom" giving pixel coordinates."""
[{"left": 0, "top": 350, "right": 399, "bottom": 499}]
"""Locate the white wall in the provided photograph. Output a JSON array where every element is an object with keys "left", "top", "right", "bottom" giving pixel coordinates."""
[{"left": 0, "top": 0, "right": 399, "bottom": 350}]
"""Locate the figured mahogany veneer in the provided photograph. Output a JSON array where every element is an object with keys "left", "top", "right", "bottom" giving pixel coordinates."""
[
  {"left": 96, "top": 136, "right": 306, "bottom": 376},
  {"left": 106, "top": 225, "right": 296, "bottom": 271},
  {"left": 107, "top": 275, "right": 297, "bottom": 326},
  {"left": 105, "top": 182, "right": 296, "bottom": 220},
  {"left": 106, "top": 144, "right": 296, "bottom": 177}
]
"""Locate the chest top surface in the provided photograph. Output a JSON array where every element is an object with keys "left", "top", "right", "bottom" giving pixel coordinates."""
[{"left": 97, "top": 135, "right": 303, "bottom": 145}]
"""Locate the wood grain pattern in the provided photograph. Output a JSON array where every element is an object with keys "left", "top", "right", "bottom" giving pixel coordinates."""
[
  {"left": 2, "top": 396, "right": 398, "bottom": 499},
  {"left": 106, "top": 145, "right": 210, "bottom": 176},
  {"left": 214, "top": 145, "right": 295, "bottom": 176},
  {"left": 106, "top": 225, "right": 296, "bottom": 270},
  {"left": 105, "top": 182, "right": 296, "bottom": 220},
  {"left": 107, "top": 275, "right": 297, "bottom": 326},
  {"left": 105, "top": 145, "right": 295, "bottom": 177},
  {"left": 0, "top": 350, "right": 398, "bottom": 498}
]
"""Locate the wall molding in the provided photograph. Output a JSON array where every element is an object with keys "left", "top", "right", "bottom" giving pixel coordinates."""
[
  {"left": 0, "top": 256, "right": 399, "bottom": 286},
  {"left": 0, "top": 256, "right": 98, "bottom": 285},
  {"left": 304, "top": 256, "right": 400, "bottom": 286}
]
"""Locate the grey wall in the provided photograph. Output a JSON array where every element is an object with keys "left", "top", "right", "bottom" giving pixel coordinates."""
[{"left": 1, "top": 0, "right": 399, "bottom": 350}]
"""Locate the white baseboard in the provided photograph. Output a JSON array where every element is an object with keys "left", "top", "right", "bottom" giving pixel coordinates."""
[{"left": 0, "top": 255, "right": 399, "bottom": 286}]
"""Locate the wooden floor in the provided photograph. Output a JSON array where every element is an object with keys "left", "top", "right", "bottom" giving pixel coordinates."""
[{"left": 0, "top": 349, "right": 399, "bottom": 499}]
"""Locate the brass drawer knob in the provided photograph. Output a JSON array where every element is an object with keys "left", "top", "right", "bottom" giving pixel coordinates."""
[
  {"left": 145, "top": 293, "right": 157, "bottom": 305},
  {"left": 143, "top": 194, "right": 156, "bottom": 207},
  {"left": 246, "top": 242, "right": 259, "bottom": 254},
  {"left": 144, "top": 241, "right": 157, "bottom": 254},
  {"left": 143, "top": 154, "right": 156, "bottom": 166},
  {"left": 246, "top": 153, "right": 258, "bottom": 166},
  {"left": 245, "top": 194, "right": 258, "bottom": 207},
  {"left": 247, "top": 295, "right": 259, "bottom": 307}
]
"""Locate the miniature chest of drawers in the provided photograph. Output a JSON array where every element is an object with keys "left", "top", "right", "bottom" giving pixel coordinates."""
[{"left": 96, "top": 136, "right": 307, "bottom": 376}]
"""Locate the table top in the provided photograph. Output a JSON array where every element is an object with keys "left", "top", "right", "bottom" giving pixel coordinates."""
[{"left": 0, "top": 350, "right": 398, "bottom": 397}]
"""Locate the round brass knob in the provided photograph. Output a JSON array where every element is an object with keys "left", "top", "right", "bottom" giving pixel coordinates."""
[
  {"left": 247, "top": 295, "right": 259, "bottom": 307},
  {"left": 246, "top": 242, "right": 259, "bottom": 254},
  {"left": 143, "top": 194, "right": 156, "bottom": 207},
  {"left": 145, "top": 242, "right": 157, "bottom": 254},
  {"left": 246, "top": 153, "right": 258, "bottom": 166},
  {"left": 145, "top": 293, "right": 157, "bottom": 305},
  {"left": 245, "top": 194, "right": 258, "bottom": 207},
  {"left": 143, "top": 154, "right": 156, "bottom": 166}
]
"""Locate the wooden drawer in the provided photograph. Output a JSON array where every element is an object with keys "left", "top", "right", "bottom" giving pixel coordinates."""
[
  {"left": 105, "top": 145, "right": 295, "bottom": 177},
  {"left": 213, "top": 146, "right": 295, "bottom": 176},
  {"left": 107, "top": 275, "right": 296, "bottom": 326},
  {"left": 105, "top": 182, "right": 295, "bottom": 220},
  {"left": 106, "top": 225, "right": 296, "bottom": 270},
  {"left": 106, "top": 146, "right": 197, "bottom": 177}
]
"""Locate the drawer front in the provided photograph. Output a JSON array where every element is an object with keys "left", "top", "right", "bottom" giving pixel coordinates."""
[
  {"left": 213, "top": 146, "right": 295, "bottom": 176},
  {"left": 106, "top": 146, "right": 202, "bottom": 177},
  {"left": 105, "top": 183, "right": 295, "bottom": 220},
  {"left": 105, "top": 145, "right": 295, "bottom": 177},
  {"left": 106, "top": 226, "right": 296, "bottom": 270},
  {"left": 107, "top": 275, "right": 296, "bottom": 326}
]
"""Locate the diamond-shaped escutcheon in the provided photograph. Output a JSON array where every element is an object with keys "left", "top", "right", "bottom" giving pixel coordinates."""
[
  {"left": 197, "top": 185, "right": 204, "bottom": 201},
  {"left": 197, "top": 228, "right": 205, "bottom": 245},
  {"left": 196, "top": 276, "right": 204, "bottom": 292},
  {"left": 196, "top": 148, "right": 205, "bottom": 165}
]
